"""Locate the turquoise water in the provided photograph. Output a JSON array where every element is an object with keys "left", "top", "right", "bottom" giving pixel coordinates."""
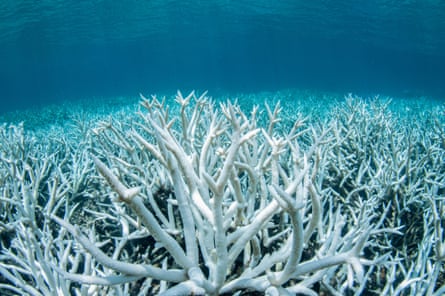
[
  {"left": 0, "top": 1, "right": 444, "bottom": 114},
  {"left": 1, "top": 3, "right": 445, "bottom": 294}
]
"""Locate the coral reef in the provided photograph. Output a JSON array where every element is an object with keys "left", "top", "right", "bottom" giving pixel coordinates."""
[{"left": 0, "top": 91, "right": 444, "bottom": 295}]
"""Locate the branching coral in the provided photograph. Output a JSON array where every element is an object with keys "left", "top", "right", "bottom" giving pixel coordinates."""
[{"left": 0, "top": 91, "right": 443, "bottom": 295}]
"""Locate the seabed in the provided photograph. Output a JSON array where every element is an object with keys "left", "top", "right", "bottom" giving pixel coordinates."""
[{"left": 0, "top": 89, "right": 444, "bottom": 295}]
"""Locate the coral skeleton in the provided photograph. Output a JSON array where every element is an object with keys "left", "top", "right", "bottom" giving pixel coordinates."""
[{"left": 0, "top": 91, "right": 444, "bottom": 295}]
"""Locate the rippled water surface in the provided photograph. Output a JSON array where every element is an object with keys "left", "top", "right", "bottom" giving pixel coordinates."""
[{"left": 0, "top": 1, "right": 444, "bottom": 113}]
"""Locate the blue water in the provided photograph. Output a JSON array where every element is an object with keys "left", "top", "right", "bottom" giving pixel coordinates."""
[{"left": 1, "top": 0, "right": 444, "bottom": 113}]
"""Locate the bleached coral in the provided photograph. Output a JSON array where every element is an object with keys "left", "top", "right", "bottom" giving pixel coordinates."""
[{"left": 0, "top": 91, "right": 444, "bottom": 295}]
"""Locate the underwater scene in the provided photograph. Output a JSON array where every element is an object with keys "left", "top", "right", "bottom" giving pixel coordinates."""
[{"left": 0, "top": 1, "right": 444, "bottom": 295}]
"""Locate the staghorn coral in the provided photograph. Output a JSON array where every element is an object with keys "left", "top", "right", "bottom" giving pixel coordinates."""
[{"left": 0, "top": 91, "right": 443, "bottom": 295}]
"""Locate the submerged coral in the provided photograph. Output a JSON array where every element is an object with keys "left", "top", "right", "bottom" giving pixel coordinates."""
[{"left": 0, "top": 91, "right": 444, "bottom": 295}]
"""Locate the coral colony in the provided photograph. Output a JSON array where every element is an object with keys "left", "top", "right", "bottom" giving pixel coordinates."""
[{"left": 0, "top": 91, "right": 444, "bottom": 295}]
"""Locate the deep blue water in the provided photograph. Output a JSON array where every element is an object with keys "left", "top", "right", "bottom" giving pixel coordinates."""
[{"left": 1, "top": 0, "right": 444, "bottom": 114}]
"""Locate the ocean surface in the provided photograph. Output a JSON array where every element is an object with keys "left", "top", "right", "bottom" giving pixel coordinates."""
[
  {"left": 1, "top": 2, "right": 445, "bottom": 295},
  {"left": 0, "top": 0, "right": 445, "bottom": 115}
]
